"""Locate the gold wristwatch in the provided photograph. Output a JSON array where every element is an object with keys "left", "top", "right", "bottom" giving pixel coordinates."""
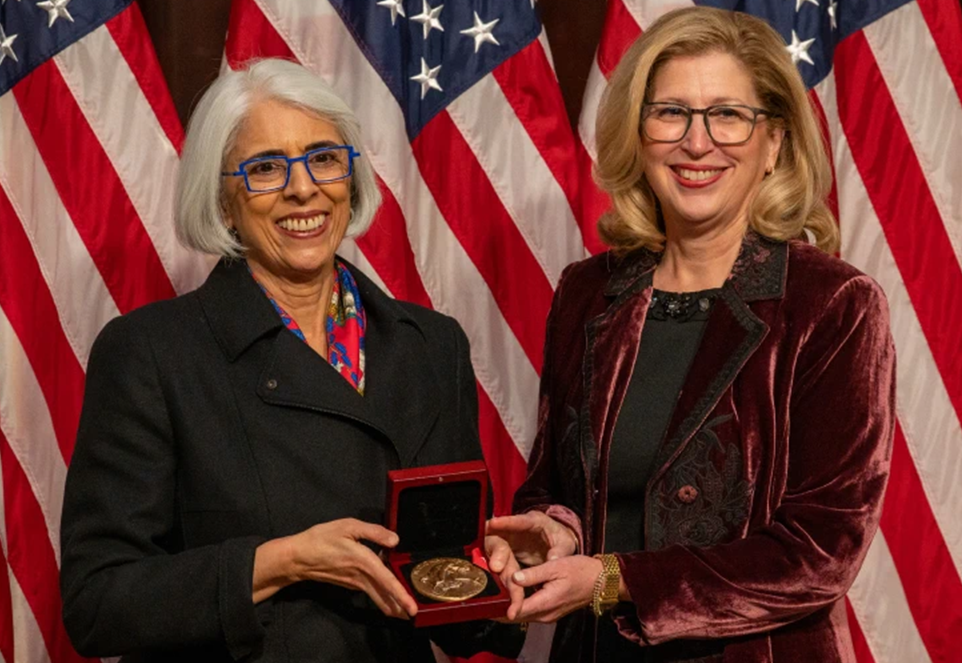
[{"left": 591, "top": 553, "right": 621, "bottom": 617}]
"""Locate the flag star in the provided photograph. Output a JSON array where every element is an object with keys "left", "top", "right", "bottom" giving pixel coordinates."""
[
  {"left": 37, "top": 0, "right": 75, "bottom": 28},
  {"left": 786, "top": 30, "right": 816, "bottom": 66},
  {"left": 0, "top": 24, "right": 18, "bottom": 66},
  {"left": 376, "top": 0, "right": 405, "bottom": 26},
  {"left": 828, "top": 0, "right": 838, "bottom": 29},
  {"left": 795, "top": 0, "right": 819, "bottom": 11},
  {"left": 460, "top": 12, "right": 500, "bottom": 53},
  {"left": 411, "top": 0, "right": 443, "bottom": 40},
  {"left": 411, "top": 57, "right": 442, "bottom": 99}
]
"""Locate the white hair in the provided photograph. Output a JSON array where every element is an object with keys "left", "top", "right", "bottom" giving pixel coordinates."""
[{"left": 175, "top": 58, "right": 381, "bottom": 257}]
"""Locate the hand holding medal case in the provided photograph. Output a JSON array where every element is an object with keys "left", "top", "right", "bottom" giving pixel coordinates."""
[{"left": 385, "top": 460, "right": 510, "bottom": 627}]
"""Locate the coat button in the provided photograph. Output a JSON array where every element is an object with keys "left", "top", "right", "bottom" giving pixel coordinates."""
[
  {"left": 677, "top": 485, "right": 698, "bottom": 504},
  {"left": 266, "top": 378, "right": 278, "bottom": 390}
]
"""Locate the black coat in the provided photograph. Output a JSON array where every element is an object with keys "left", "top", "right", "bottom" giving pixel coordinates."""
[{"left": 60, "top": 258, "right": 521, "bottom": 662}]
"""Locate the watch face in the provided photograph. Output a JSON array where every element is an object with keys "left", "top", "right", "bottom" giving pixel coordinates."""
[{"left": 410, "top": 557, "right": 488, "bottom": 602}]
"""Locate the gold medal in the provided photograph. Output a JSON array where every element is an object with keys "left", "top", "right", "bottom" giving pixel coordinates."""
[{"left": 410, "top": 557, "right": 489, "bottom": 602}]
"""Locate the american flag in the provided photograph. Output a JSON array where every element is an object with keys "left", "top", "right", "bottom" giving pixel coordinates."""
[
  {"left": 0, "top": 0, "right": 212, "bottom": 660},
  {"left": 0, "top": 0, "right": 959, "bottom": 662}
]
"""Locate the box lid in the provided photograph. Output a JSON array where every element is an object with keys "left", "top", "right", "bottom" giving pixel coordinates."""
[{"left": 386, "top": 460, "right": 488, "bottom": 554}]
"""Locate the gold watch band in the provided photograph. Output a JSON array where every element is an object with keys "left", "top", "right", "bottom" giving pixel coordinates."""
[{"left": 591, "top": 553, "right": 621, "bottom": 617}]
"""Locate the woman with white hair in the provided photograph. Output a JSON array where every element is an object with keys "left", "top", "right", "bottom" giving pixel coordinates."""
[{"left": 59, "top": 58, "right": 522, "bottom": 662}]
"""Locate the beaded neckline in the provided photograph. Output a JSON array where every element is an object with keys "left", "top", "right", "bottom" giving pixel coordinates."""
[{"left": 649, "top": 288, "right": 721, "bottom": 322}]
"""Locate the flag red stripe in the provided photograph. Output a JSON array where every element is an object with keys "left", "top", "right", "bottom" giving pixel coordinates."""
[
  {"left": 0, "top": 431, "right": 90, "bottom": 663},
  {"left": 808, "top": 92, "right": 840, "bottom": 222},
  {"left": 11, "top": 63, "right": 176, "bottom": 314},
  {"left": 575, "top": 139, "right": 610, "bottom": 255},
  {"left": 846, "top": 599, "right": 878, "bottom": 663},
  {"left": 492, "top": 40, "right": 606, "bottom": 255},
  {"left": 225, "top": 0, "right": 297, "bottom": 66},
  {"left": 596, "top": 0, "right": 642, "bottom": 77},
  {"left": 0, "top": 546, "right": 13, "bottom": 663},
  {"left": 834, "top": 32, "right": 962, "bottom": 421},
  {"left": 0, "top": 189, "right": 84, "bottom": 464},
  {"left": 477, "top": 386, "right": 528, "bottom": 517},
  {"left": 412, "top": 113, "right": 552, "bottom": 374},
  {"left": 355, "top": 179, "right": 432, "bottom": 309},
  {"left": 882, "top": 423, "right": 962, "bottom": 659},
  {"left": 105, "top": 4, "right": 185, "bottom": 152},
  {"left": 915, "top": 0, "right": 962, "bottom": 104}
]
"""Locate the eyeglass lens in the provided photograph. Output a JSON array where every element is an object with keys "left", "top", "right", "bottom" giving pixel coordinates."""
[
  {"left": 643, "top": 105, "right": 757, "bottom": 144},
  {"left": 244, "top": 147, "right": 352, "bottom": 191}
]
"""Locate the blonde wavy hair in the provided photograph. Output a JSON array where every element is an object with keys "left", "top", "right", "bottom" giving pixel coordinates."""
[{"left": 595, "top": 6, "right": 839, "bottom": 254}]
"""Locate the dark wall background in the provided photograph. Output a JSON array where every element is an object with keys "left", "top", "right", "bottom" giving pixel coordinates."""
[{"left": 136, "top": 0, "right": 605, "bottom": 131}]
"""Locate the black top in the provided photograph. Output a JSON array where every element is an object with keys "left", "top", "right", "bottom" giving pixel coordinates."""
[{"left": 598, "top": 287, "right": 719, "bottom": 661}]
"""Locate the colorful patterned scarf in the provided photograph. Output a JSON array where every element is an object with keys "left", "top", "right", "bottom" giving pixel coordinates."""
[{"left": 251, "top": 260, "right": 366, "bottom": 394}]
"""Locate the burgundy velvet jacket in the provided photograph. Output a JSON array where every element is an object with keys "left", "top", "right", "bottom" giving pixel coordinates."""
[{"left": 513, "top": 231, "right": 896, "bottom": 663}]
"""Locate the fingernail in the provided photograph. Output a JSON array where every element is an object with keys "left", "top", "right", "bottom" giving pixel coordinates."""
[
  {"left": 513, "top": 571, "right": 525, "bottom": 583},
  {"left": 548, "top": 554, "right": 558, "bottom": 561}
]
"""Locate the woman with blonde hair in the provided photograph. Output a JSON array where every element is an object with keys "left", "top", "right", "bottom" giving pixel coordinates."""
[{"left": 488, "top": 7, "right": 895, "bottom": 662}]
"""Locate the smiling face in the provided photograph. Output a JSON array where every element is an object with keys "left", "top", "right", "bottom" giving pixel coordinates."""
[
  {"left": 222, "top": 98, "right": 352, "bottom": 285},
  {"left": 641, "top": 51, "right": 783, "bottom": 236}
]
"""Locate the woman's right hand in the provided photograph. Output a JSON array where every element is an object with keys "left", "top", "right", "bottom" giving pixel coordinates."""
[
  {"left": 485, "top": 511, "right": 578, "bottom": 567},
  {"left": 253, "top": 518, "right": 418, "bottom": 620}
]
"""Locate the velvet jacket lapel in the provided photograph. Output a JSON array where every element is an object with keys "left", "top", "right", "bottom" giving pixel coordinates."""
[
  {"left": 196, "top": 258, "right": 441, "bottom": 468},
  {"left": 584, "top": 231, "right": 786, "bottom": 550}
]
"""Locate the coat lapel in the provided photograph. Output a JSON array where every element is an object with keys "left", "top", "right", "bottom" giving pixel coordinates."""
[
  {"left": 585, "top": 231, "right": 788, "bottom": 500},
  {"left": 649, "top": 232, "right": 786, "bottom": 483},
  {"left": 584, "top": 269, "right": 655, "bottom": 479},
  {"left": 356, "top": 266, "right": 441, "bottom": 468},
  {"left": 647, "top": 288, "right": 767, "bottom": 482},
  {"left": 197, "top": 258, "right": 439, "bottom": 467}
]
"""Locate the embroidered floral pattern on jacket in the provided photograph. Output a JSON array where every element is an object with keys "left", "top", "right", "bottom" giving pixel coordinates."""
[{"left": 648, "top": 414, "right": 751, "bottom": 550}]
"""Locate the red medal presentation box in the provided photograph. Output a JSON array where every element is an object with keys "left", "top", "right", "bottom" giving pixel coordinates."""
[{"left": 386, "top": 460, "right": 510, "bottom": 627}]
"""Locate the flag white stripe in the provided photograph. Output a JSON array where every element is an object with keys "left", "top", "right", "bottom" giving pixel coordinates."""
[
  {"left": 0, "top": 309, "right": 66, "bottom": 565},
  {"left": 578, "top": 58, "right": 605, "bottom": 162},
  {"left": 52, "top": 26, "right": 211, "bottom": 296},
  {"left": 448, "top": 75, "right": 585, "bottom": 288},
  {"left": 817, "top": 75, "right": 962, "bottom": 575},
  {"left": 625, "top": 0, "right": 692, "bottom": 31},
  {"left": 8, "top": 569, "right": 53, "bottom": 663},
  {"left": 254, "top": 0, "right": 541, "bottom": 456},
  {"left": 0, "top": 94, "right": 120, "bottom": 369},
  {"left": 849, "top": 532, "right": 933, "bottom": 663},
  {"left": 862, "top": 2, "right": 962, "bottom": 267},
  {"left": 537, "top": 28, "right": 556, "bottom": 75}
]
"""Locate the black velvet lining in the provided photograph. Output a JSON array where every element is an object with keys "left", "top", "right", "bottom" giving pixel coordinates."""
[{"left": 395, "top": 480, "right": 482, "bottom": 553}]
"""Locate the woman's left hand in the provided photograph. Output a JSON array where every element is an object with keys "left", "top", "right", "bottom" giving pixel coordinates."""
[
  {"left": 509, "top": 555, "right": 603, "bottom": 623},
  {"left": 484, "top": 535, "right": 525, "bottom": 620}
]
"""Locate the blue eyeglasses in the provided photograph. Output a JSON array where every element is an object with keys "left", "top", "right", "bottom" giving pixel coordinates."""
[{"left": 221, "top": 145, "right": 360, "bottom": 193}]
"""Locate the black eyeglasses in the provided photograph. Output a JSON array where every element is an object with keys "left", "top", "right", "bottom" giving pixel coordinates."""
[
  {"left": 640, "top": 103, "right": 773, "bottom": 145},
  {"left": 221, "top": 145, "right": 360, "bottom": 193}
]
